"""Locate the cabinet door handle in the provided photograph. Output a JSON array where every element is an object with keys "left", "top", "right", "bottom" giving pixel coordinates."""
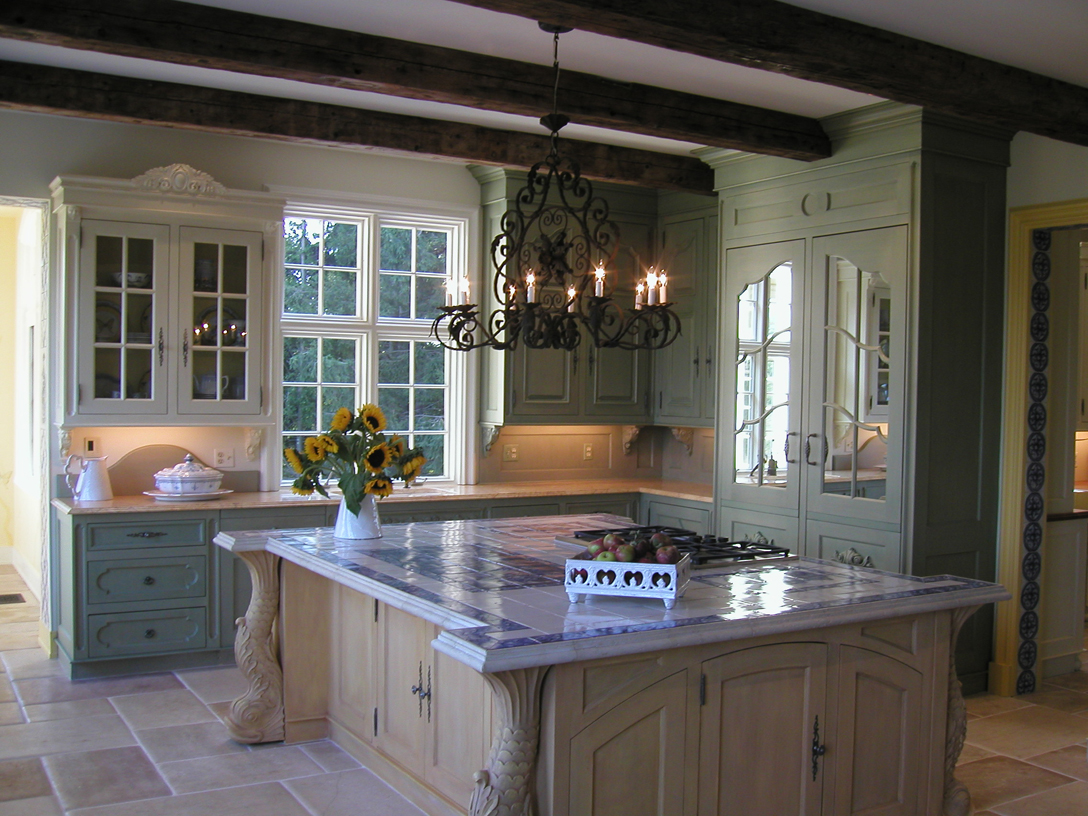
[
  {"left": 784, "top": 432, "right": 798, "bottom": 464},
  {"left": 126, "top": 531, "right": 167, "bottom": 538},
  {"left": 425, "top": 665, "right": 432, "bottom": 723},
  {"left": 182, "top": 329, "right": 189, "bottom": 367},
  {"left": 410, "top": 661, "right": 426, "bottom": 718},
  {"left": 588, "top": 347, "right": 595, "bottom": 375},
  {"left": 572, "top": 350, "right": 578, "bottom": 376},
  {"left": 144, "top": 628, "right": 157, "bottom": 639},
  {"left": 157, "top": 327, "right": 164, "bottom": 367},
  {"left": 142, "top": 576, "right": 156, "bottom": 586},
  {"left": 811, "top": 715, "right": 827, "bottom": 780},
  {"left": 694, "top": 345, "right": 700, "bottom": 378},
  {"left": 805, "top": 433, "right": 819, "bottom": 466}
]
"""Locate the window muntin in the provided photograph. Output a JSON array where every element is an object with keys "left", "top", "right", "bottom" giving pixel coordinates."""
[
  {"left": 378, "top": 225, "right": 449, "bottom": 321},
  {"left": 284, "top": 218, "right": 363, "bottom": 317}
]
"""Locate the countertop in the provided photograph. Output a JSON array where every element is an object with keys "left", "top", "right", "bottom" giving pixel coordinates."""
[
  {"left": 52, "top": 478, "right": 713, "bottom": 516},
  {"left": 214, "top": 513, "right": 1008, "bottom": 673}
]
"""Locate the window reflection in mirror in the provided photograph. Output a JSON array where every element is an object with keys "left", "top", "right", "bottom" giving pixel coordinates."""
[
  {"left": 734, "top": 262, "right": 792, "bottom": 488},
  {"left": 822, "top": 256, "right": 890, "bottom": 501}
]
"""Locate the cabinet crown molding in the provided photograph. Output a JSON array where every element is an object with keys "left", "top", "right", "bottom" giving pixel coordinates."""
[{"left": 131, "top": 164, "right": 226, "bottom": 197}]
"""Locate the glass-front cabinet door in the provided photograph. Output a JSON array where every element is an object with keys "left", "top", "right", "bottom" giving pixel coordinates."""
[
  {"left": 720, "top": 240, "right": 805, "bottom": 513},
  {"left": 177, "top": 227, "right": 263, "bottom": 415},
  {"left": 806, "top": 227, "right": 906, "bottom": 525},
  {"left": 77, "top": 220, "right": 170, "bottom": 416}
]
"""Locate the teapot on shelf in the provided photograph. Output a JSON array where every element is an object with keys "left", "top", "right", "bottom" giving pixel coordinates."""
[{"left": 65, "top": 454, "right": 114, "bottom": 502}]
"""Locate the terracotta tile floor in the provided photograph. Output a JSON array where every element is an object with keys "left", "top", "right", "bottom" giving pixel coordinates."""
[
  {"left": 0, "top": 566, "right": 424, "bottom": 816},
  {"left": 2, "top": 563, "right": 1087, "bottom": 814}
]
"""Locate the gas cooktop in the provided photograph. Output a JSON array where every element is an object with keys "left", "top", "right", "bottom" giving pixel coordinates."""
[{"left": 561, "top": 525, "right": 793, "bottom": 568}]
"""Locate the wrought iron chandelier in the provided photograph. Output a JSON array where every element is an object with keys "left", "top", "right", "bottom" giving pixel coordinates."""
[{"left": 431, "top": 23, "right": 681, "bottom": 352}]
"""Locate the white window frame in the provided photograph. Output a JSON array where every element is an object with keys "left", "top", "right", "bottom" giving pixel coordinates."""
[{"left": 274, "top": 193, "right": 479, "bottom": 486}]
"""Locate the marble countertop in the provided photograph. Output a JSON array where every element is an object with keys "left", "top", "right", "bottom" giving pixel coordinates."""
[
  {"left": 52, "top": 478, "right": 712, "bottom": 515},
  {"left": 215, "top": 513, "right": 1009, "bottom": 673}
]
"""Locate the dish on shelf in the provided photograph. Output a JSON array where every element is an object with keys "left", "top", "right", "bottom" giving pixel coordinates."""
[
  {"left": 143, "top": 489, "right": 233, "bottom": 502},
  {"left": 94, "top": 372, "right": 121, "bottom": 399},
  {"left": 110, "top": 270, "right": 152, "bottom": 288},
  {"left": 95, "top": 301, "right": 122, "bottom": 342},
  {"left": 194, "top": 304, "right": 241, "bottom": 346}
]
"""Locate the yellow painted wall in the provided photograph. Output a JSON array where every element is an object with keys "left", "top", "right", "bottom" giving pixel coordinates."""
[{"left": 0, "top": 211, "right": 17, "bottom": 565}]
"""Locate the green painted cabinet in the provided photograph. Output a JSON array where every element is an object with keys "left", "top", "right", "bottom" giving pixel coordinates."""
[{"left": 654, "top": 197, "right": 718, "bottom": 427}]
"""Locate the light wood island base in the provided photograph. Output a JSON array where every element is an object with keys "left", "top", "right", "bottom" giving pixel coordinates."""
[{"left": 216, "top": 517, "right": 1007, "bottom": 816}]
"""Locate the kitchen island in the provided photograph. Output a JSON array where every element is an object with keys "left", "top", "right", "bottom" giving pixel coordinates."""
[{"left": 214, "top": 514, "right": 1008, "bottom": 816}]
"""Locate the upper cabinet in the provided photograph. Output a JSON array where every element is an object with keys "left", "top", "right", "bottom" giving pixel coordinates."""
[
  {"left": 653, "top": 197, "right": 719, "bottom": 428},
  {"left": 53, "top": 165, "right": 283, "bottom": 426}
]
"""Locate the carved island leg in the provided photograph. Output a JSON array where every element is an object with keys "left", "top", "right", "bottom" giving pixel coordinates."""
[
  {"left": 226, "top": 550, "right": 285, "bottom": 744},
  {"left": 471, "top": 667, "right": 548, "bottom": 816},
  {"left": 943, "top": 605, "right": 980, "bottom": 816}
]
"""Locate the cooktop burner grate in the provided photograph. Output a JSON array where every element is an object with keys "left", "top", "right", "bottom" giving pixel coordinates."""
[{"left": 569, "top": 526, "right": 792, "bottom": 568}]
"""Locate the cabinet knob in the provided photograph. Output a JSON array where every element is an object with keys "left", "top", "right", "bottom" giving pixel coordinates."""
[
  {"left": 144, "top": 628, "right": 157, "bottom": 639},
  {"left": 142, "top": 576, "right": 156, "bottom": 586}
]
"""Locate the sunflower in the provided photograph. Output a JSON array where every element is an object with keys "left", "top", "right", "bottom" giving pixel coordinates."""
[
  {"left": 291, "top": 479, "right": 316, "bottom": 496},
  {"left": 388, "top": 435, "right": 406, "bottom": 458},
  {"left": 303, "top": 437, "right": 326, "bottom": 462},
  {"left": 284, "top": 447, "right": 304, "bottom": 474},
  {"left": 329, "top": 407, "right": 353, "bottom": 432},
  {"left": 317, "top": 434, "right": 339, "bottom": 454},
  {"left": 365, "top": 443, "right": 392, "bottom": 472},
  {"left": 401, "top": 455, "right": 425, "bottom": 483},
  {"left": 360, "top": 404, "right": 386, "bottom": 433},
  {"left": 365, "top": 476, "right": 394, "bottom": 497}
]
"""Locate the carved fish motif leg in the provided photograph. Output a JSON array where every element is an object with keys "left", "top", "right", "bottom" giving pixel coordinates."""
[
  {"left": 471, "top": 667, "right": 548, "bottom": 816},
  {"left": 944, "top": 605, "right": 980, "bottom": 816},
  {"left": 226, "top": 550, "right": 284, "bottom": 744}
]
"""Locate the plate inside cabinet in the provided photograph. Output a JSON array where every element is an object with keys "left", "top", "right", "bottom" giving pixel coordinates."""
[{"left": 95, "top": 301, "right": 121, "bottom": 342}]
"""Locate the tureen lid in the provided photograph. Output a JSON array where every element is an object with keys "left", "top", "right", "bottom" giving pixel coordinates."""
[{"left": 154, "top": 454, "right": 222, "bottom": 480}]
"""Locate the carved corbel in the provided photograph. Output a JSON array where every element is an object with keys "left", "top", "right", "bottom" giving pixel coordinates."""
[
  {"left": 131, "top": 164, "right": 226, "bottom": 196},
  {"left": 834, "top": 547, "right": 874, "bottom": 568},
  {"left": 480, "top": 423, "right": 502, "bottom": 457},
  {"left": 671, "top": 427, "right": 695, "bottom": 455},
  {"left": 621, "top": 425, "right": 644, "bottom": 455},
  {"left": 244, "top": 428, "right": 264, "bottom": 462},
  {"left": 470, "top": 667, "right": 548, "bottom": 816},
  {"left": 58, "top": 429, "right": 72, "bottom": 459},
  {"left": 943, "top": 605, "right": 980, "bottom": 816},
  {"left": 226, "top": 551, "right": 284, "bottom": 743}
]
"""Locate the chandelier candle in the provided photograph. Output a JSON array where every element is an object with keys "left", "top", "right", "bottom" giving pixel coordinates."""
[
  {"left": 647, "top": 271, "right": 659, "bottom": 305},
  {"left": 658, "top": 272, "right": 668, "bottom": 303},
  {"left": 594, "top": 265, "right": 606, "bottom": 297}
]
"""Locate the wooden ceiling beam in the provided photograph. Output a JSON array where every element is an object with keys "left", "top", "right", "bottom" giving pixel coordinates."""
[
  {"left": 0, "top": 0, "right": 830, "bottom": 160},
  {"left": 0, "top": 60, "right": 714, "bottom": 193},
  {"left": 451, "top": 0, "right": 1088, "bottom": 146}
]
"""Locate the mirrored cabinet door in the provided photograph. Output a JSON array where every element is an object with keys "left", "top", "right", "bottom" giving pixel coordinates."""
[
  {"left": 806, "top": 227, "right": 907, "bottom": 525},
  {"left": 177, "top": 227, "right": 263, "bottom": 415},
  {"left": 77, "top": 220, "right": 170, "bottom": 415},
  {"left": 719, "top": 239, "right": 805, "bottom": 513}
]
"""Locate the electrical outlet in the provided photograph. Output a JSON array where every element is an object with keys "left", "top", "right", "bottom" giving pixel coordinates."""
[
  {"left": 214, "top": 448, "right": 235, "bottom": 468},
  {"left": 583, "top": 443, "right": 594, "bottom": 461},
  {"left": 502, "top": 444, "right": 519, "bottom": 462},
  {"left": 83, "top": 437, "right": 101, "bottom": 456}
]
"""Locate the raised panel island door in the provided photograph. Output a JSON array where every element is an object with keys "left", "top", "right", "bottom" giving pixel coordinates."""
[
  {"left": 509, "top": 345, "right": 579, "bottom": 418},
  {"left": 831, "top": 647, "right": 925, "bottom": 816},
  {"left": 568, "top": 670, "right": 688, "bottom": 816},
  {"left": 424, "top": 629, "right": 493, "bottom": 806},
  {"left": 698, "top": 643, "right": 827, "bottom": 816},
  {"left": 375, "top": 604, "right": 429, "bottom": 773}
]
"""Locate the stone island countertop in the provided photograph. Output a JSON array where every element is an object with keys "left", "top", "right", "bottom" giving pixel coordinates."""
[
  {"left": 52, "top": 478, "right": 712, "bottom": 515},
  {"left": 214, "top": 513, "right": 1008, "bottom": 674}
]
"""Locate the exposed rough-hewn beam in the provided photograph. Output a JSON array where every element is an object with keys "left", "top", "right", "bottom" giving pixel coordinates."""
[
  {"left": 452, "top": 0, "right": 1088, "bottom": 147},
  {"left": 0, "top": 0, "right": 830, "bottom": 160},
  {"left": 0, "top": 60, "right": 713, "bottom": 193}
]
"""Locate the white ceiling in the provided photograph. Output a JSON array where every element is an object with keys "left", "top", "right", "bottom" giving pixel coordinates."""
[{"left": 2, "top": 0, "right": 1086, "bottom": 156}]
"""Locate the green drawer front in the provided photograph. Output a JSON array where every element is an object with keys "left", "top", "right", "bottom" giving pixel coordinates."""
[
  {"left": 87, "top": 607, "right": 206, "bottom": 658},
  {"left": 87, "top": 519, "right": 208, "bottom": 551},
  {"left": 87, "top": 556, "right": 206, "bottom": 605}
]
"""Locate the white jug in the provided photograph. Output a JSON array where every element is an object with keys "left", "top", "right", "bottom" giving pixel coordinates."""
[{"left": 65, "top": 454, "right": 114, "bottom": 502}]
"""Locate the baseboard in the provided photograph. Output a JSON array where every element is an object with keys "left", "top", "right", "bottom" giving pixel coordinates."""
[
  {"left": 328, "top": 719, "right": 465, "bottom": 816},
  {"left": 11, "top": 547, "right": 41, "bottom": 602},
  {"left": 1040, "top": 652, "right": 1082, "bottom": 679},
  {"left": 285, "top": 717, "right": 328, "bottom": 744}
]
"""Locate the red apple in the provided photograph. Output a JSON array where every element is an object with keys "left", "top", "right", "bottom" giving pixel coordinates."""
[
  {"left": 586, "top": 541, "right": 605, "bottom": 558},
  {"left": 650, "top": 532, "right": 672, "bottom": 548},
  {"left": 633, "top": 537, "right": 652, "bottom": 557},
  {"left": 655, "top": 545, "right": 680, "bottom": 565},
  {"left": 615, "top": 544, "right": 636, "bottom": 562},
  {"left": 603, "top": 533, "right": 625, "bottom": 550}
]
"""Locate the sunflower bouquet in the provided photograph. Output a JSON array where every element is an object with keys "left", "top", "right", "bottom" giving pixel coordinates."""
[{"left": 284, "top": 404, "right": 427, "bottom": 514}]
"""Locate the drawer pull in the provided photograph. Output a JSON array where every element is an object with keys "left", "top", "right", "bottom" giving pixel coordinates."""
[
  {"left": 144, "top": 628, "right": 157, "bottom": 639},
  {"left": 142, "top": 576, "right": 156, "bottom": 586},
  {"left": 126, "top": 531, "right": 167, "bottom": 538}
]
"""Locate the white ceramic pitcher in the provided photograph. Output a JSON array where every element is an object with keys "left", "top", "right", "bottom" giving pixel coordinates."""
[{"left": 65, "top": 454, "right": 114, "bottom": 502}]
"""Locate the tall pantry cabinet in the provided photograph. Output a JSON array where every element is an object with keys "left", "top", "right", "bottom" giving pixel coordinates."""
[{"left": 708, "top": 103, "right": 1010, "bottom": 693}]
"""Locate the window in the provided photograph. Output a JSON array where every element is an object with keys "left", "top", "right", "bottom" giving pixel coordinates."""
[{"left": 280, "top": 208, "right": 469, "bottom": 483}]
